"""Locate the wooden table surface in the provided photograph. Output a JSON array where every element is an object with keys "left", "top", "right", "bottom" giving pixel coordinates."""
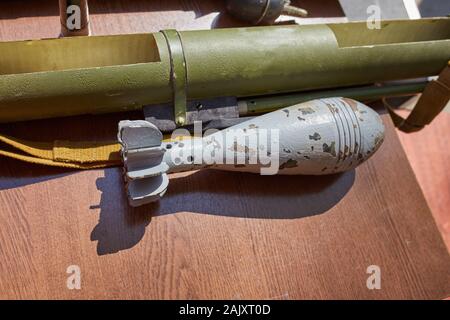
[
  {"left": 397, "top": 108, "right": 450, "bottom": 251},
  {"left": 0, "top": 0, "right": 449, "bottom": 299}
]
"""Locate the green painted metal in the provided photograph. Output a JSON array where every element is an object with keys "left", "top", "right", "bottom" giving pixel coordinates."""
[
  {"left": 161, "top": 29, "right": 188, "bottom": 126},
  {"left": 0, "top": 18, "right": 449, "bottom": 123},
  {"left": 240, "top": 82, "right": 428, "bottom": 115}
]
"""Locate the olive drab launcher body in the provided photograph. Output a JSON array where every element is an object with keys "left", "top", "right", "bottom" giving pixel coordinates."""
[{"left": 0, "top": 18, "right": 449, "bottom": 124}]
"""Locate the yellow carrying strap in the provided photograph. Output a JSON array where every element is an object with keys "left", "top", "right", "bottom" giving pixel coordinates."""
[
  {"left": 386, "top": 61, "right": 450, "bottom": 133},
  {"left": 0, "top": 134, "right": 121, "bottom": 169},
  {"left": 0, "top": 133, "right": 186, "bottom": 169}
]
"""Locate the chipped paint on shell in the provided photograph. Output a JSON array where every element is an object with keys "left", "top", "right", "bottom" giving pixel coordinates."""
[
  {"left": 309, "top": 132, "right": 321, "bottom": 141},
  {"left": 279, "top": 159, "right": 298, "bottom": 170},
  {"left": 298, "top": 107, "right": 315, "bottom": 115},
  {"left": 323, "top": 141, "right": 336, "bottom": 157}
]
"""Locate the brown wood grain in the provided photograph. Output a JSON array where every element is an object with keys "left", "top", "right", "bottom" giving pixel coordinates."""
[
  {"left": 397, "top": 109, "right": 450, "bottom": 251},
  {"left": 0, "top": 0, "right": 449, "bottom": 299}
]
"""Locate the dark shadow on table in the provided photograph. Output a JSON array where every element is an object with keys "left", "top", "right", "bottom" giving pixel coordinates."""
[
  {"left": 90, "top": 168, "right": 153, "bottom": 255},
  {"left": 155, "top": 169, "right": 355, "bottom": 218},
  {"left": 90, "top": 167, "right": 355, "bottom": 255},
  {"left": 0, "top": 157, "right": 75, "bottom": 190}
]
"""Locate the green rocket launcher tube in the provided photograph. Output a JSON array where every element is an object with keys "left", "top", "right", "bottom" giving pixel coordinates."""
[{"left": 0, "top": 18, "right": 449, "bottom": 123}]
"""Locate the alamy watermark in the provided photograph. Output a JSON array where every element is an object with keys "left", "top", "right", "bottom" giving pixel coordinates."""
[
  {"left": 66, "top": 5, "right": 81, "bottom": 31},
  {"left": 366, "top": 265, "right": 381, "bottom": 290},
  {"left": 66, "top": 265, "right": 81, "bottom": 290},
  {"left": 367, "top": 5, "right": 382, "bottom": 30},
  {"left": 166, "top": 122, "right": 281, "bottom": 175}
]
